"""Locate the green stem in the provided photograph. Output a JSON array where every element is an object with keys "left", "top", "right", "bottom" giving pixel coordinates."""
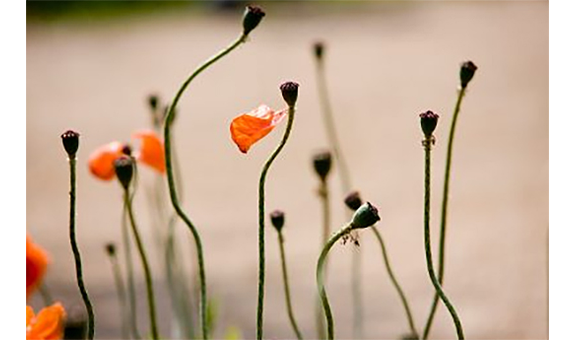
[
  {"left": 257, "top": 105, "right": 296, "bottom": 340},
  {"left": 163, "top": 33, "right": 247, "bottom": 340},
  {"left": 422, "top": 87, "right": 467, "bottom": 339},
  {"left": 277, "top": 232, "right": 304, "bottom": 340},
  {"left": 122, "top": 203, "right": 141, "bottom": 339},
  {"left": 316, "top": 223, "right": 354, "bottom": 340},
  {"left": 371, "top": 228, "right": 418, "bottom": 338},
  {"left": 315, "top": 179, "right": 329, "bottom": 340},
  {"left": 423, "top": 141, "right": 464, "bottom": 340},
  {"left": 67, "top": 157, "right": 95, "bottom": 339},
  {"left": 124, "top": 188, "right": 159, "bottom": 340},
  {"left": 106, "top": 248, "right": 130, "bottom": 340}
]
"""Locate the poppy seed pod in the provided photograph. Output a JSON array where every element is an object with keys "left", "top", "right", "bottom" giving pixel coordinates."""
[
  {"left": 460, "top": 61, "right": 478, "bottom": 89},
  {"left": 280, "top": 81, "right": 299, "bottom": 107},
  {"left": 344, "top": 191, "right": 363, "bottom": 211},
  {"left": 350, "top": 202, "right": 380, "bottom": 229},
  {"left": 114, "top": 156, "right": 134, "bottom": 190},
  {"left": 313, "top": 41, "right": 324, "bottom": 60},
  {"left": 148, "top": 94, "right": 159, "bottom": 111},
  {"left": 61, "top": 130, "right": 80, "bottom": 157},
  {"left": 270, "top": 210, "right": 285, "bottom": 232},
  {"left": 313, "top": 151, "right": 332, "bottom": 181},
  {"left": 419, "top": 110, "right": 439, "bottom": 139},
  {"left": 242, "top": 5, "right": 265, "bottom": 35},
  {"left": 105, "top": 243, "right": 116, "bottom": 256}
]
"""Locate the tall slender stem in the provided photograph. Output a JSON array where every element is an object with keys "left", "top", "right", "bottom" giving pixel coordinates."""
[
  {"left": 371, "top": 228, "right": 418, "bottom": 338},
  {"left": 257, "top": 106, "right": 296, "bottom": 340},
  {"left": 316, "top": 223, "right": 354, "bottom": 340},
  {"left": 122, "top": 203, "right": 141, "bottom": 339},
  {"left": 106, "top": 248, "right": 130, "bottom": 340},
  {"left": 124, "top": 188, "right": 159, "bottom": 340},
  {"left": 163, "top": 33, "right": 247, "bottom": 340},
  {"left": 422, "top": 87, "right": 467, "bottom": 339},
  {"left": 316, "top": 179, "right": 329, "bottom": 340},
  {"left": 423, "top": 141, "right": 464, "bottom": 340},
  {"left": 278, "top": 232, "right": 304, "bottom": 340},
  {"left": 67, "top": 156, "right": 95, "bottom": 339}
]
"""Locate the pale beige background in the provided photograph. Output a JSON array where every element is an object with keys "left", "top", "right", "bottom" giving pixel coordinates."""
[{"left": 27, "top": 2, "right": 548, "bottom": 339}]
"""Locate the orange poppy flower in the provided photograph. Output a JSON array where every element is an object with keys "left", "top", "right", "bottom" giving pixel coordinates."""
[
  {"left": 88, "top": 130, "right": 165, "bottom": 181},
  {"left": 27, "top": 235, "right": 49, "bottom": 299},
  {"left": 26, "top": 303, "right": 66, "bottom": 340},
  {"left": 230, "top": 104, "right": 288, "bottom": 153}
]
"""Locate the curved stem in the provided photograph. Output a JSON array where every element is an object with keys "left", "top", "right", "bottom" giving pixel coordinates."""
[
  {"left": 371, "top": 228, "right": 418, "bottom": 338},
  {"left": 257, "top": 105, "right": 296, "bottom": 340},
  {"left": 67, "top": 157, "right": 95, "bottom": 339},
  {"left": 423, "top": 141, "right": 464, "bottom": 340},
  {"left": 422, "top": 87, "right": 466, "bottom": 339},
  {"left": 106, "top": 248, "right": 130, "bottom": 340},
  {"left": 163, "top": 33, "right": 247, "bottom": 340},
  {"left": 316, "top": 223, "right": 354, "bottom": 340},
  {"left": 278, "top": 232, "right": 304, "bottom": 340},
  {"left": 315, "top": 179, "right": 329, "bottom": 340},
  {"left": 124, "top": 188, "right": 159, "bottom": 340}
]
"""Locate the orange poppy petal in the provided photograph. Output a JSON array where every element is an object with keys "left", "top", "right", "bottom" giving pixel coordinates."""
[
  {"left": 230, "top": 105, "right": 287, "bottom": 153},
  {"left": 26, "top": 235, "right": 49, "bottom": 299},
  {"left": 27, "top": 306, "right": 35, "bottom": 327},
  {"left": 88, "top": 141, "right": 126, "bottom": 180},
  {"left": 27, "top": 303, "right": 66, "bottom": 340},
  {"left": 132, "top": 130, "right": 165, "bottom": 173}
]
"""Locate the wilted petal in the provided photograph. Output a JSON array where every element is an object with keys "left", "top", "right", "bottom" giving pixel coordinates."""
[
  {"left": 27, "top": 303, "right": 66, "bottom": 340},
  {"left": 132, "top": 130, "right": 165, "bottom": 173},
  {"left": 88, "top": 142, "right": 126, "bottom": 180},
  {"left": 26, "top": 235, "right": 49, "bottom": 299},
  {"left": 230, "top": 104, "right": 287, "bottom": 153}
]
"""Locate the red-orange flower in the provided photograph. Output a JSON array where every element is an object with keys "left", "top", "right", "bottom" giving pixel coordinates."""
[
  {"left": 230, "top": 104, "right": 288, "bottom": 153},
  {"left": 27, "top": 235, "right": 49, "bottom": 299},
  {"left": 88, "top": 130, "right": 165, "bottom": 181},
  {"left": 26, "top": 303, "right": 66, "bottom": 340}
]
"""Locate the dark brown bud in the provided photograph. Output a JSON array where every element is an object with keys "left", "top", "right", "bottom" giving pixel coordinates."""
[
  {"left": 105, "top": 243, "right": 116, "bottom": 256},
  {"left": 270, "top": 210, "right": 285, "bottom": 232},
  {"left": 419, "top": 110, "right": 439, "bottom": 139},
  {"left": 61, "top": 130, "right": 80, "bottom": 157},
  {"left": 280, "top": 81, "right": 299, "bottom": 107},
  {"left": 313, "top": 150, "right": 332, "bottom": 181},
  {"left": 243, "top": 5, "right": 265, "bottom": 35},
  {"left": 121, "top": 144, "right": 132, "bottom": 157},
  {"left": 114, "top": 156, "right": 134, "bottom": 190},
  {"left": 313, "top": 41, "right": 324, "bottom": 60},
  {"left": 344, "top": 191, "right": 363, "bottom": 211},
  {"left": 148, "top": 94, "right": 159, "bottom": 111},
  {"left": 460, "top": 61, "right": 477, "bottom": 89}
]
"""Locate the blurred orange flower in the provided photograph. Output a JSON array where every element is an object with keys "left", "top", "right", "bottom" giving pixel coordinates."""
[
  {"left": 88, "top": 130, "right": 165, "bottom": 181},
  {"left": 26, "top": 303, "right": 66, "bottom": 340},
  {"left": 27, "top": 235, "right": 49, "bottom": 299},
  {"left": 230, "top": 104, "right": 288, "bottom": 153}
]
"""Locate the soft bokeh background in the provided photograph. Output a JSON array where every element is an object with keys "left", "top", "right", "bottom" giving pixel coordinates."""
[{"left": 27, "top": 1, "right": 548, "bottom": 339}]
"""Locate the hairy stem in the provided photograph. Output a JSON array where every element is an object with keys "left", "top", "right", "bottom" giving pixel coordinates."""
[{"left": 278, "top": 232, "right": 304, "bottom": 340}]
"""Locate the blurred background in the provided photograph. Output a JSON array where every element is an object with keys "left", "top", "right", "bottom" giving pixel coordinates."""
[{"left": 27, "top": 1, "right": 548, "bottom": 339}]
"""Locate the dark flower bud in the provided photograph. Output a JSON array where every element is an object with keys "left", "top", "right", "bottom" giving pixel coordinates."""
[
  {"left": 313, "top": 41, "right": 324, "bottom": 60},
  {"left": 114, "top": 156, "right": 134, "bottom": 190},
  {"left": 243, "top": 5, "right": 265, "bottom": 35},
  {"left": 350, "top": 202, "right": 380, "bottom": 229},
  {"left": 121, "top": 144, "right": 132, "bottom": 157},
  {"left": 270, "top": 210, "right": 285, "bottom": 232},
  {"left": 460, "top": 61, "right": 477, "bottom": 89},
  {"left": 105, "top": 243, "right": 116, "bottom": 256},
  {"left": 344, "top": 191, "right": 363, "bottom": 211},
  {"left": 280, "top": 81, "right": 299, "bottom": 107},
  {"left": 313, "top": 150, "right": 332, "bottom": 181},
  {"left": 148, "top": 94, "right": 159, "bottom": 111},
  {"left": 61, "top": 130, "right": 80, "bottom": 157},
  {"left": 419, "top": 110, "right": 439, "bottom": 139}
]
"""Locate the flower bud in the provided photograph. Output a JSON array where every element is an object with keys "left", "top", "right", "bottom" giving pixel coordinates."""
[
  {"left": 313, "top": 41, "right": 324, "bottom": 60},
  {"left": 344, "top": 191, "right": 363, "bottom": 211},
  {"left": 148, "top": 94, "right": 159, "bottom": 111},
  {"left": 280, "top": 81, "right": 299, "bottom": 107},
  {"left": 313, "top": 150, "right": 332, "bottom": 181},
  {"left": 242, "top": 5, "right": 265, "bottom": 35},
  {"left": 61, "top": 130, "right": 80, "bottom": 157},
  {"left": 270, "top": 210, "right": 285, "bottom": 232},
  {"left": 105, "top": 243, "right": 116, "bottom": 256},
  {"left": 419, "top": 110, "right": 439, "bottom": 139},
  {"left": 113, "top": 156, "right": 134, "bottom": 190},
  {"left": 460, "top": 60, "right": 477, "bottom": 89},
  {"left": 350, "top": 202, "right": 380, "bottom": 229}
]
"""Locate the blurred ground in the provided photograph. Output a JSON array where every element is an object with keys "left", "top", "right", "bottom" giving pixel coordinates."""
[{"left": 27, "top": 1, "right": 548, "bottom": 339}]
